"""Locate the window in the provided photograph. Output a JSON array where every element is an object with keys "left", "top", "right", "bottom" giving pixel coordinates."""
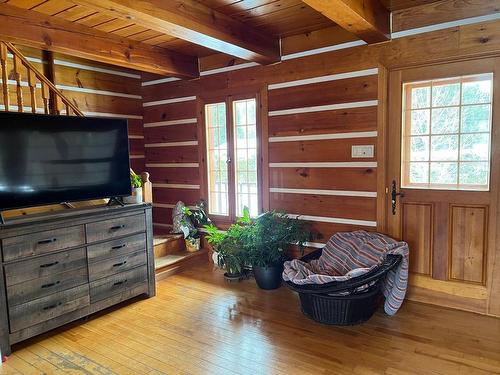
[
  {"left": 401, "top": 74, "right": 493, "bottom": 191},
  {"left": 205, "top": 96, "right": 259, "bottom": 220}
]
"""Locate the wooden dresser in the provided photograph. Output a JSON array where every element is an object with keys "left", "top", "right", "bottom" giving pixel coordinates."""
[{"left": 0, "top": 203, "right": 155, "bottom": 356}]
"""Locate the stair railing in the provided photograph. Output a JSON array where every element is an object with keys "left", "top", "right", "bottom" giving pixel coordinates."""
[{"left": 0, "top": 41, "right": 83, "bottom": 116}]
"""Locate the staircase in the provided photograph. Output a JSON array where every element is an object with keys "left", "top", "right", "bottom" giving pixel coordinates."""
[{"left": 154, "top": 234, "right": 208, "bottom": 280}]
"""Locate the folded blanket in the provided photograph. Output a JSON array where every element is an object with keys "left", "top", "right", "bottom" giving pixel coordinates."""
[{"left": 283, "top": 231, "right": 409, "bottom": 315}]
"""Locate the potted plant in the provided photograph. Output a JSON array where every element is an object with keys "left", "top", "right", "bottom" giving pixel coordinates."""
[
  {"left": 204, "top": 208, "right": 251, "bottom": 281},
  {"left": 123, "top": 171, "right": 143, "bottom": 204},
  {"left": 245, "top": 211, "right": 311, "bottom": 290},
  {"left": 180, "top": 206, "right": 201, "bottom": 252}
]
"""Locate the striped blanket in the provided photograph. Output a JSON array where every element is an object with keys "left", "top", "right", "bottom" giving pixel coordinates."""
[{"left": 283, "top": 231, "right": 409, "bottom": 315}]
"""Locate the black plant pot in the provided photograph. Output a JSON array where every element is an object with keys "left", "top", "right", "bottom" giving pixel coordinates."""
[{"left": 253, "top": 264, "right": 284, "bottom": 290}]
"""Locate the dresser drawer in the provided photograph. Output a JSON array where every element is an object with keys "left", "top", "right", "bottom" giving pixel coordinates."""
[
  {"left": 87, "top": 233, "right": 146, "bottom": 262},
  {"left": 9, "top": 284, "right": 90, "bottom": 333},
  {"left": 89, "top": 251, "right": 147, "bottom": 282},
  {"left": 86, "top": 214, "right": 146, "bottom": 243},
  {"left": 2, "top": 225, "right": 85, "bottom": 262},
  {"left": 4, "top": 248, "right": 87, "bottom": 286},
  {"left": 90, "top": 266, "right": 148, "bottom": 303},
  {"left": 7, "top": 267, "right": 88, "bottom": 307}
]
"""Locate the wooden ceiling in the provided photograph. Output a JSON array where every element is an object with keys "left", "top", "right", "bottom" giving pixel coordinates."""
[{"left": 0, "top": 0, "right": 445, "bottom": 77}]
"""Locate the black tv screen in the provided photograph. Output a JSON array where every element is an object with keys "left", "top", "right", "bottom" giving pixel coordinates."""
[{"left": 0, "top": 112, "right": 131, "bottom": 210}]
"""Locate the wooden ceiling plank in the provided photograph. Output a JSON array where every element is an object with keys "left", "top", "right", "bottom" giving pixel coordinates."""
[
  {"left": 30, "top": 0, "right": 74, "bottom": 15},
  {"left": 302, "top": 0, "right": 390, "bottom": 43},
  {"left": 69, "top": 0, "right": 280, "bottom": 64},
  {"left": 0, "top": 3, "right": 199, "bottom": 78}
]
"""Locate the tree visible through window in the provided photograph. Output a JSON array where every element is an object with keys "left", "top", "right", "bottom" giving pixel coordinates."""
[
  {"left": 401, "top": 74, "right": 493, "bottom": 191},
  {"left": 205, "top": 96, "right": 259, "bottom": 220}
]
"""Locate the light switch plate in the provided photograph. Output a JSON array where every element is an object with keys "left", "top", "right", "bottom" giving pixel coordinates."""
[{"left": 352, "top": 145, "right": 375, "bottom": 158}]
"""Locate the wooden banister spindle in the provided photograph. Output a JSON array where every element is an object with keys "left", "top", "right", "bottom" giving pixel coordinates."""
[
  {"left": 53, "top": 95, "right": 61, "bottom": 115},
  {"left": 0, "top": 43, "right": 9, "bottom": 111},
  {"left": 27, "top": 69, "right": 37, "bottom": 113},
  {"left": 12, "top": 54, "right": 23, "bottom": 112},
  {"left": 41, "top": 81, "right": 50, "bottom": 114}
]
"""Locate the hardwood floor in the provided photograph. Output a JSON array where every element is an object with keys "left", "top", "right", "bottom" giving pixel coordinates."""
[{"left": 2, "top": 262, "right": 500, "bottom": 375}]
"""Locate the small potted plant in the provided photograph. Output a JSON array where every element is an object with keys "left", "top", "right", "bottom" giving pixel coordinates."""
[
  {"left": 123, "top": 171, "right": 143, "bottom": 204},
  {"left": 245, "top": 211, "right": 311, "bottom": 290},
  {"left": 204, "top": 208, "right": 251, "bottom": 281},
  {"left": 180, "top": 207, "right": 201, "bottom": 252}
]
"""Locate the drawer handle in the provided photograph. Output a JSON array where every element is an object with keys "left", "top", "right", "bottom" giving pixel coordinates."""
[
  {"left": 38, "top": 238, "right": 57, "bottom": 245},
  {"left": 110, "top": 225, "right": 125, "bottom": 231},
  {"left": 43, "top": 302, "right": 62, "bottom": 311},
  {"left": 40, "top": 261, "right": 59, "bottom": 268},
  {"left": 113, "top": 261, "right": 127, "bottom": 268},
  {"left": 41, "top": 281, "right": 61, "bottom": 289},
  {"left": 113, "top": 279, "right": 128, "bottom": 286},
  {"left": 111, "top": 244, "right": 127, "bottom": 250}
]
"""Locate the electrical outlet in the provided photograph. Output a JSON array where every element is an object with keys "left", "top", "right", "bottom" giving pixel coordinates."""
[{"left": 352, "top": 145, "right": 374, "bottom": 158}]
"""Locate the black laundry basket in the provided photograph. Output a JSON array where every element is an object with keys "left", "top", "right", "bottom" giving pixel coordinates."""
[{"left": 285, "top": 251, "right": 402, "bottom": 325}]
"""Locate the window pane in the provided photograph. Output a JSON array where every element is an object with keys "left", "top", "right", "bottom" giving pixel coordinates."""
[
  {"left": 460, "top": 133, "right": 489, "bottom": 161},
  {"left": 233, "top": 98, "right": 258, "bottom": 217},
  {"left": 461, "top": 105, "right": 491, "bottom": 133},
  {"left": 205, "top": 102, "right": 229, "bottom": 215},
  {"left": 410, "top": 109, "right": 430, "bottom": 135},
  {"left": 430, "top": 162, "right": 458, "bottom": 184},
  {"left": 402, "top": 74, "right": 492, "bottom": 191},
  {"left": 431, "top": 107, "right": 459, "bottom": 134},
  {"left": 459, "top": 162, "right": 489, "bottom": 186},
  {"left": 409, "top": 162, "right": 429, "bottom": 184},
  {"left": 432, "top": 83, "right": 460, "bottom": 107},
  {"left": 462, "top": 79, "right": 492, "bottom": 104},
  {"left": 411, "top": 86, "right": 430, "bottom": 109},
  {"left": 431, "top": 135, "right": 458, "bottom": 161},
  {"left": 410, "top": 136, "right": 429, "bottom": 161}
]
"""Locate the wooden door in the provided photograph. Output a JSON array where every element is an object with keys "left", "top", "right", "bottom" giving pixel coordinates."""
[{"left": 386, "top": 58, "right": 500, "bottom": 315}]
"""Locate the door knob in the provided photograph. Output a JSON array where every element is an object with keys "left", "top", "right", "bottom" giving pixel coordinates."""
[{"left": 391, "top": 180, "right": 405, "bottom": 215}]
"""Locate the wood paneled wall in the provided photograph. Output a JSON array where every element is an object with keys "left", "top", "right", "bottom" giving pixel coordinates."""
[
  {"left": 0, "top": 46, "right": 146, "bottom": 173},
  {"left": 141, "top": 14, "right": 500, "bottom": 316}
]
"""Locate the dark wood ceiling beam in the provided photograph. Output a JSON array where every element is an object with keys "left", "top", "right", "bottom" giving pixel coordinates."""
[
  {"left": 69, "top": 0, "right": 281, "bottom": 64},
  {"left": 302, "top": 0, "right": 390, "bottom": 44},
  {"left": 0, "top": 4, "right": 199, "bottom": 78}
]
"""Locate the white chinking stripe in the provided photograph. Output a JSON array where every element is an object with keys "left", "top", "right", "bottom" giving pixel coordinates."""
[
  {"left": 143, "top": 95, "right": 196, "bottom": 107},
  {"left": 153, "top": 183, "right": 200, "bottom": 189},
  {"left": 154, "top": 203, "right": 196, "bottom": 209},
  {"left": 7, "top": 54, "right": 44, "bottom": 64},
  {"left": 286, "top": 213, "right": 376, "bottom": 227},
  {"left": 128, "top": 135, "right": 144, "bottom": 139},
  {"left": 392, "top": 13, "right": 500, "bottom": 39},
  {"left": 146, "top": 163, "right": 199, "bottom": 168},
  {"left": 145, "top": 141, "right": 198, "bottom": 147},
  {"left": 268, "top": 100, "right": 378, "bottom": 116},
  {"left": 143, "top": 118, "right": 197, "bottom": 128},
  {"left": 153, "top": 223, "right": 173, "bottom": 228},
  {"left": 281, "top": 40, "right": 367, "bottom": 61},
  {"left": 270, "top": 188, "right": 377, "bottom": 198},
  {"left": 268, "top": 68, "right": 378, "bottom": 91},
  {"left": 129, "top": 155, "right": 145, "bottom": 159},
  {"left": 269, "top": 162, "right": 377, "bottom": 168},
  {"left": 56, "top": 84, "right": 142, "bottom": 99},
  {"left": 142, "top": 77, "right": 181, "bottom": 86},
  {"left": 269, "top": 131, "right": 377, "bottom": 143},
  {"left": 53, "top": 59, "right": 141, "bottom": 79},
  {"left": 200, "top": 62, "right": 260, "bottom": 76},
  {"left": 59, "top": 110, "right": 143, "bottom": 119}
]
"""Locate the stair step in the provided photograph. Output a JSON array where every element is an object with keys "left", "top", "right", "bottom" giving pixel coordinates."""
[
  {"left": 155, "top": 249, "right": 208, "bottom": 281},
  {"left": 153, "top": 234, "right": 185, "bottom": 258}
]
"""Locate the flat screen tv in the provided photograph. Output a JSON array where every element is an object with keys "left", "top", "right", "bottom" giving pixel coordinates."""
[{"left": 0, "top": 112, "right": 131, "bottom": 211}]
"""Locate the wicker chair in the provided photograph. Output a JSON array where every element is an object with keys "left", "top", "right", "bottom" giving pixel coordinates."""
[{"left": 285, "top": 250, "right": 402, "bottom": 325}]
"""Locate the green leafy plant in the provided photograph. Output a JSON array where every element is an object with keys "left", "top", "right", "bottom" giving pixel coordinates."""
[
  {"left": 130, "top": 171, "right": 142, "bottom": 189},
  {"left": 243, "top": 211, "right": 311, "bottom": 268},
  {"left": 204, "top": 207, "right": 252, "bottom": 276}
]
